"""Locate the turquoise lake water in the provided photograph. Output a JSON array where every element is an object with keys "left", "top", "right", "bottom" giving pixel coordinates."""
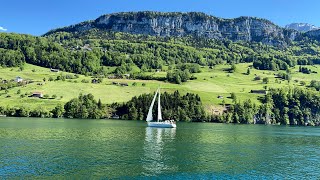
[{"left": 0, "top": 118, "right": 319, "bottom": 179}]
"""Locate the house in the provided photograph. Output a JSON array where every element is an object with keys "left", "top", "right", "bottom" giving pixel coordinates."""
[
  {"left": 217, "top": 95, "right": 224, "bottom": 99},
  {"left": 111, "top": 114, "right": 120, "bottom": 119},
  {"left": 50, "top": 68, "right": 59, "bottom": 72},
  {"left": 123, "top": 74, "right": 130, "bottom": 79},
  {"left": 31, "top": 92, "right": 43, "bottom": 98},
  {"left": 112, "top": 82, "right": 119, "bottom": 85},
  {"left": 15, "top": 76, "right": 23, "bottom": 83},
  {"left": 250, "top": 90, "right": 268, "bottom": 95},
  {"left": 82, "top": 44, "right": 92, "bottom": 51},
  {"left": 1, "top": 80, "right": 8, "bottom": 84}
]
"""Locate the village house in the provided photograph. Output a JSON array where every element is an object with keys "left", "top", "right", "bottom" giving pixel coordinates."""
[
  {"left": 50, "top": 68, "right": 59, "bottom": 72},
  {"left": 123, "top": 74, "right": 130, "bottom": 79},
  {"left": 31, "top": 92, "right": 43, "bottom": 98},
  {"left": 250, "top": 90, "right": 268, "bottom": 95},
  {"left": 82, "top": 44, "right": 92, "bottom": 51},
  {"left": 15, "top": 76, "right": 23, "bottom": 83},
  {"left": 111, "top": 114, "right": 120, "bottom": 119}
]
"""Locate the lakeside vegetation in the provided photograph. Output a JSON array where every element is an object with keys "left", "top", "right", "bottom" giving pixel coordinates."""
[
  {"left": 1, "top": 62, "right": 320, "bottom": 110},
  {"left": 1, "top": 62, "right": 320, "bottom": 125}
]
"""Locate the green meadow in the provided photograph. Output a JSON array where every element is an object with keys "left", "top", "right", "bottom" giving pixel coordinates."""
[{"left": 0, "top": 63, "right": 318, "bottom": 112}]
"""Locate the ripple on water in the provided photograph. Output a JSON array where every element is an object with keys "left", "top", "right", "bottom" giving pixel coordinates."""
[{"left": 0, "top": 118, "right": 319, "bottom": 179}]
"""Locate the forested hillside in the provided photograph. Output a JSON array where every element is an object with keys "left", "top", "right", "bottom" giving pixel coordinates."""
[
  {"left": 1, "top": 30, "right": 320, "bottom": 77},
  {"left": 1, "top": 11, "right": 320, "bottom": 124}
]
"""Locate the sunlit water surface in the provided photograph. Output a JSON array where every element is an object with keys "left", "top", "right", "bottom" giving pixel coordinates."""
[{"left": 0, "top": 118, "right": 319, "bottom": 179}]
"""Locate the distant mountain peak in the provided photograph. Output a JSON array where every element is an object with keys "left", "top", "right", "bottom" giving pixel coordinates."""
[{"left": 285, "top": 23, "right": 319, "bottom": 32}]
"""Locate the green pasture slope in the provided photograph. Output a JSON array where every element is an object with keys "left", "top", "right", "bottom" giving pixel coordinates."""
[{"left": 0, "top": 63, "right": 318, "bottom": 112}]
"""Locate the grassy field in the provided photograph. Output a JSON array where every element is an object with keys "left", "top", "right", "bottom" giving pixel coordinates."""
[{"left": 0, "top": 63, "right": 319, "bottom": 112}]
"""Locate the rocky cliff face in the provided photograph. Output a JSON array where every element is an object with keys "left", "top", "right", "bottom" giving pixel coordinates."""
[
  {"left": 46, "top": 11, "right": 300, "bottom": 45},
  {"left": 285, "top": 23, "right": 319, "bottom": 32}
]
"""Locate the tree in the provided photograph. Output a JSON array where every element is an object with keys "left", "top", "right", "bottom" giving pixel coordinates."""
[
  {"left": 246, "top": 68, "right": 251, "bottom": 75},
  {"left": 43, "top": 94, "right": 49, "bottom": 99},
  {"left": 128, "top": 106, "right": 138, "bottom": 120},
  {"left": 98, "top": 99, "right": 102, "bottom": 109},
  {"left": 230, "top": 63, "right": 237, "bottom": 73},
  {"left": 64, "top": 94, "right": 104, "bottom": 119},
  {"left": 51, "top": 104, "right": 64, "bottom": 118},
  {"left": 230, "top": 92, "right": 237, "bottom": 103},
  {"left": 263, "top": 77, "right": 269, "bottom": 84}
]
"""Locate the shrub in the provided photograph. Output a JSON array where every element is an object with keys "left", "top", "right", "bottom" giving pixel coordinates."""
[
  {"left": 262, "top": 77, "right": 269, "bottom": 84},
  {"left": 43, "top": 94, "right": 50, "bottom": 99},
  {"left": 254, "top": 76, "right": 261, "bottom": 81}
]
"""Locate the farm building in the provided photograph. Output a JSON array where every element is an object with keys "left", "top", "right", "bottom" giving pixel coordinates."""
[
  {"left": 250, "top": 90, "right": 268, "bottom": 95},
  {"left": 31, "top": 92, "right": 43, "bottom": 98},
  {"left": 15, "top": 76, "right": 23, "bottom": 83}
]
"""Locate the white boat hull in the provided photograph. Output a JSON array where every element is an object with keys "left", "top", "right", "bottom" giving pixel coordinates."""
[{"left": 148, "top": 121, "right": 176, "bottom": 128}]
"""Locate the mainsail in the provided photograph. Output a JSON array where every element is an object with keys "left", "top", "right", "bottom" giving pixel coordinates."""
[
  {"left": 157, "top": 88, "right": 162, "bottom": 121},
  {"left": 146, "top": 89, "right": 158, "bottom": 122}
]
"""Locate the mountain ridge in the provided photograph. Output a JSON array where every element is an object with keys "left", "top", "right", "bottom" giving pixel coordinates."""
[
  {"left": 285, "top": 23, "right": 319, "bottom": 32},
  {"left": 44, "top": 11, "right": 301, "bottom": 46}
]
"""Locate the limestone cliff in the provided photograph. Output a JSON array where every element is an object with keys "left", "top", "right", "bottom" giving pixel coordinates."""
[{"left": 45, "top": 11, "right": 301, "bottom": 46}]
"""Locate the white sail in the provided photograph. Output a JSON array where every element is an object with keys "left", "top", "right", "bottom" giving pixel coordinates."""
[
  {"left": 157, "top": 88, "right": 162, "bottom": 121},
  {"left": 146, "top": 89, "right": 158, "bottom": 122}
]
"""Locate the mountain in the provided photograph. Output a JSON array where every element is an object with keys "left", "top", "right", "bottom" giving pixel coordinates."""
[
  {"left": 45, "top": 11, "right": 300, "bottom": 46},
  {"left": 305, "top": 29, "right": 320, "bottom": 40},
  {"left": 285, "top": 23, "right": 319, "bottom": 32}
]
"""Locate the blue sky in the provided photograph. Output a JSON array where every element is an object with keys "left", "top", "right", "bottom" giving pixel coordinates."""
[{"left": 0, "top": 0, "right": 319, "bottom": 35}]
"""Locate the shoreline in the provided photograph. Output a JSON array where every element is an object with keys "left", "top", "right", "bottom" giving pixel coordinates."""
[{"left": 0, "top": 116, "right": 319, "bottom": 127}]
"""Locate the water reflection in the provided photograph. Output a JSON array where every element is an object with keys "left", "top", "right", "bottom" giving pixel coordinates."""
[{"left": 142, "top": 127, "right": 176, "bottom": 176}]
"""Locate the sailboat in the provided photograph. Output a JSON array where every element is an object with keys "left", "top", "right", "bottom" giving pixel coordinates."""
[{"left": 146, "top": 88, "right": 176, "bottom": 128}]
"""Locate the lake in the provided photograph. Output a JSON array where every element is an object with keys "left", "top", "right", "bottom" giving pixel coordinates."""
[{"left": 0, "top": 118, "right": 319, "bottom": 179}]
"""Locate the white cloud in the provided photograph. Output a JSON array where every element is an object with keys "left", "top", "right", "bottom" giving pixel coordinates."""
[{"left": 0, "top": 26, "right": 7, "bottom": 31}]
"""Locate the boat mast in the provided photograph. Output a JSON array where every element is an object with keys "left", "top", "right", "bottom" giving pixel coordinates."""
[{"left": 157, "top": 88, "right": 162, "bottom": 122}]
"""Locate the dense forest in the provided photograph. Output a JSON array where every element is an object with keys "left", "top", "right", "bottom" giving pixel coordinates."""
[
  {"left": 112, "top": 90, "right": 206, "bottom": 121},
  {"left": 209, "top": 88, "right": 320, "bottom": 126},
  {"left": 1, "top": 30, "right": 320, "bottom": 78}
]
